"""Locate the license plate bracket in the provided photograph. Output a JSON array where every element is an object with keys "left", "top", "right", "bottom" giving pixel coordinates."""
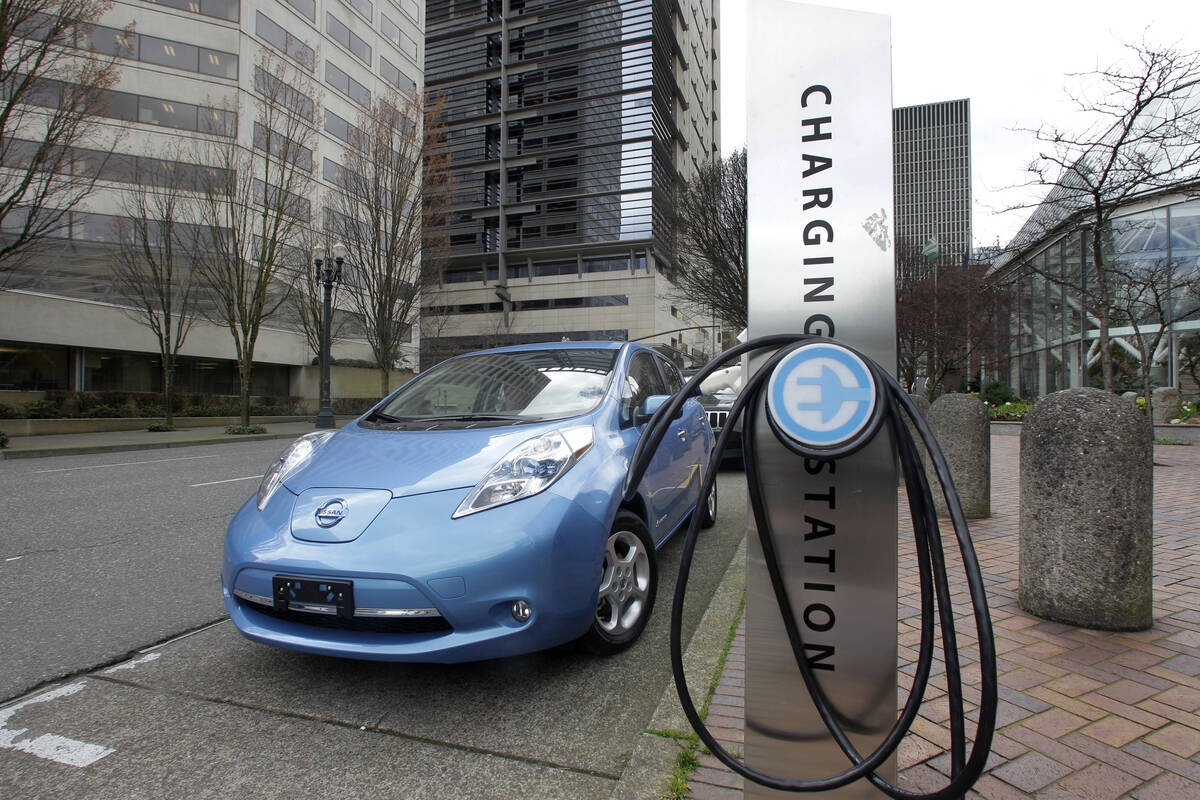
[{"left": 272, "top": 575, "right": 355, "bottom": 619}]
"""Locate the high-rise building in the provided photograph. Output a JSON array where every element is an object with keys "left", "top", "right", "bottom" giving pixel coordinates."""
[
  {"left": 421, "top": 0, "right": 720, "bottom": 368},
  {"left": 893, "top": 98, "right": 971, "bottom": 285},
  {"left": 0, "top": 0, "right": 424, "bottom": 397}
]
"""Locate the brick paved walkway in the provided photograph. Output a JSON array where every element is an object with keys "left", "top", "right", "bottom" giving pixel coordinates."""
[{"left": 687, "top": 435, "right": 1200, "bottom": 799}]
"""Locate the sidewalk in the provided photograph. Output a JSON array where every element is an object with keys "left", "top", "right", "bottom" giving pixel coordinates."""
[
  {"left": 0, "top": 419, "right": 331, "bottom": 459},
  {"left": 686, "top": 436, "right": 1200, "bottom": 799}
]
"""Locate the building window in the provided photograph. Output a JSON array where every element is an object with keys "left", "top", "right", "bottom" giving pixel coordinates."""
[
  {"left": 325, "top": 61, "right": 370, "bottom": 106},
  {"left": 282, "top": 0, "right": 315, "bottom": 21},
  {"left": 380, "top": 14, "right": 418, "bottom": 61},
  {"left": 379, "top": 56, "right": 416, "bottom": 97},
  {"left": 326, "top": 12, "right": 371, "bottom": 66},
  {"left": 141, "top": 0, "right": 239, "bottom": 23},
  {"left": 324, "top": 109, "right": 360, "bottom": 144},
  {"left": 256, "top": 11, "right": 315, "bottom": 69}
]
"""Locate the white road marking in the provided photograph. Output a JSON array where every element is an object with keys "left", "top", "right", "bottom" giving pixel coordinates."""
[
  {"left": 102, "top": 653, "right": 161, "bottom": 673},
  {"left": 0, "top": 682, "right": 114, "bottom": 767},
  {"left": 35, "top": 454, "right": 220, "bottom": 474},
  {"left": 5, "top": 556, "right": 21, "bottom": 562},
  {"left": 189, "top": 475, "right": 260, "bottom": 487}
]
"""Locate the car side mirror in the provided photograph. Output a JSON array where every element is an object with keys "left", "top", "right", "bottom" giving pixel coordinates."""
[{"left": 634, "top": 394, "right": 674, "bottom": 426}]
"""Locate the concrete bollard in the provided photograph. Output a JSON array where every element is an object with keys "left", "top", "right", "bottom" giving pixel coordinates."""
[
  {"left": 927, "top": 393, "right": 990, "bottom": 519},
  {"left": 1152, "top": 386, "right": 1182, "bottom": 424},
  {"left": 898, "top": 393, "right": 930, "bottom": 487},
  {"left": 1019, "top": 388, "right": 1153, "bottom": 631}
]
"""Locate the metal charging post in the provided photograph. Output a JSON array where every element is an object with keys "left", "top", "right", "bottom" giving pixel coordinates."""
[{"left": 745, "top": 3, "right": 898, "bottom": 797}]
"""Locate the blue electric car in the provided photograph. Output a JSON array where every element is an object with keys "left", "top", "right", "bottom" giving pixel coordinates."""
[{"left": 222, "top": 341, "right": 716, "bottom": 662}]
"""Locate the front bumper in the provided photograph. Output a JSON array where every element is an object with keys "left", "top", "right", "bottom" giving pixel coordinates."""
[{"left": 222, "top": 481, "right": 612, "bottom": 663}]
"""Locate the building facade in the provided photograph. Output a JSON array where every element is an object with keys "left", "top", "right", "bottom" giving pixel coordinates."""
[
  {"left": 421, "top": 0, "right": 720, "bottom": 369},
  {"left": 0, "top": 0, "right": 424, "bottom": 399},
  {"left": 893, "top": 98, "right": 971, "bottom": 285},
  {"left": 989, "top": 190, "right": 1200, "bottom": 400}
]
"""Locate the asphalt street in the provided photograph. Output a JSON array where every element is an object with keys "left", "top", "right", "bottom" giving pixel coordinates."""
[
  {"left": 0, "top": 441, "right": 747, "bottom": 798},
  {"left": 0, "top": 440, "right": 295, "bottom": 701}
]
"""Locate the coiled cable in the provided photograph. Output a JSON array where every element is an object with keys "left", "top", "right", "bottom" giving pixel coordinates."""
[{"left": 624, "top": 334, "right": 997, "bottom": 798}]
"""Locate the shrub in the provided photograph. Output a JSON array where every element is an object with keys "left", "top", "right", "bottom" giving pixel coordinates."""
[
  {"left": 989, "top": 402, "right": 1030, "bottom": 421},
  {"left": 147, "top": 422, "right": 175, "bottom": 432},
  {"left": 0, "top": 403, "right": 19, "bottom": 419},
  {"left": 226, "top": 425, "right": 267, "bottom": 435},
  {"left": 23, "top": 399, "right": 60, "bottom": 419},
  {"left": 979, "top": 381, "right": 1015, "bottom": 406},
  {"left": 81, "top": 404, "right": 124, "bottom": 418},
  {"left": 0, "top": 430, "right": 8, "bottom": 448}
]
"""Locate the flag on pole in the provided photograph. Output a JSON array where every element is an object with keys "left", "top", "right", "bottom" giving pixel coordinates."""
[{"left": 921, "top": 235, "right": 939, "bottom": 260}]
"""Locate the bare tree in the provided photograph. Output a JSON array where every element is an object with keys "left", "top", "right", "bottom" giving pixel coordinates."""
[
  {"left": 668, "top": 148, "right": 747, "bottom": 330},
  {"left": 111, "top": 156, "right": 203, "bottom": 427},
  {"left": 0, "top": 0, "right": 124, "bottom": 280},
  {"left": 328, "top": 91, "right": 452, "bottom": 394},
  {"left": 896, "top": 238, "right": 1014, "bottom": 398},
  {"left": 194, "top": 52, "right": 317, "bottom": 426},
  {"left": 1008, "top": 41, "right": 1200, "bottom": 390}
]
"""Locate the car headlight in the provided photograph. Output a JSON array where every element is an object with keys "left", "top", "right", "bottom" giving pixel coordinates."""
[
  {"left": 257, "top": 431, "right": 335, "bottom": 510},
  {"left": 453, "top": 426, "right": 594, "bottom": 518}
]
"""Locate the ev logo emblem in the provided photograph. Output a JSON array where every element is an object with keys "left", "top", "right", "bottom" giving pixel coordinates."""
[{"left": 767, "top": 343, "right": 878, "bottom": 450}]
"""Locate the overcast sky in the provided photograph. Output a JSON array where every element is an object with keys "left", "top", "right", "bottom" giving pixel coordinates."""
[{"left": 719, "top": 0, "right": 1200, "bottom": 249}]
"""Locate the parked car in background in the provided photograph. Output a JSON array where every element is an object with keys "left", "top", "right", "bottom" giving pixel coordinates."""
[
  {"left": 688, "top": 365, "right": 743, "bottom": 467},
  {"left": 222, "top": 341, "right": 717, "bottom": 663}
]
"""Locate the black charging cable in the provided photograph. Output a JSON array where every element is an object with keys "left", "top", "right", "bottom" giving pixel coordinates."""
[{"left": 624, "top": 334, "right": 997, "bottom": 798}]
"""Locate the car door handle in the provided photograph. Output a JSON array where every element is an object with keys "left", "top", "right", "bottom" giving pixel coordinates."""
[{"left": 677, "top": 430, "right": 687, "bottom": 441}]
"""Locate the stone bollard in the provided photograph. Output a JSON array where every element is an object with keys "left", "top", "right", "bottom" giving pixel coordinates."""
[
  {"left": 1152, "top": 386, "right": 1182, "bottom": 424},
  {"left": 898, "top": 393, "right": 930, "bottom": 487},
  {"left": 926, "top": 394, "right": 990, "bottom": 518},
  {"left": 1019, "top": 388, "right": 1153, "bottom": 631}
]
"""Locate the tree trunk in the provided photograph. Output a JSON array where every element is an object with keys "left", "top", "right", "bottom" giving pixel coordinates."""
[
  {"left": 379, "top": 367, "right": 390, "bottom": 398},
  {"left": 163, "top": 357, "right": 174, "bottom": 428},
  {"left": 239, "top": 358, "right": 252, "bottom": 427}
]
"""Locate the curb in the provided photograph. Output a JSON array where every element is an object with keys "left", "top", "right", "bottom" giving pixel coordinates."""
[
  {"left": 611, "top": 536, "right": 748, "bottom": 800},
  {"left": 0, "top": 431, "right": 304, "bottom": 460}
]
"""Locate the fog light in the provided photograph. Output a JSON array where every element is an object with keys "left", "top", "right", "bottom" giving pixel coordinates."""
[{"left": 510, "top": 599, "right": 532, "bottom": 622}]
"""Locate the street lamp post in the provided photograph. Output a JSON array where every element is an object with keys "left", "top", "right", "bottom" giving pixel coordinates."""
[{"left": 314, "top": 242, "right": 346, "bottom": 429}]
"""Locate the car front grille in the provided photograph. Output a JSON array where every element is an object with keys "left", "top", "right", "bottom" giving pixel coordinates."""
[
  {"left": 239, "top": 597, "right": 453, "bottom": 635},
  {"left": 707, "top": 410, "right": 728, "bottom": 431}
]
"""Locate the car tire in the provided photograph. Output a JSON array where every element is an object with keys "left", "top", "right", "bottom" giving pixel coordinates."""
[
  {"left": 699, "top": 478, "right": 717, "bottom": 529},
  {"left": 580, "top": 511, "right": 657, "bottom": 656}
]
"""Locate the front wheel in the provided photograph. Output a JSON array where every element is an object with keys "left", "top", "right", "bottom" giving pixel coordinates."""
[{"left": 580, "top": 511, "right": 657, "bottom": 655}]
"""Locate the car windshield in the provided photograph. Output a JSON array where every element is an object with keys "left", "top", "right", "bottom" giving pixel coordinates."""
[{"left": 372, "top": 348, "right": 618, "bottom": 424}]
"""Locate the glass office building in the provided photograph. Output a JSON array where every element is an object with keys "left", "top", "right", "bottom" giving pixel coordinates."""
[
  {"left": 894, "top": 99, "right": 971, "bottom": 285},
  {"left": 422, "top": 0, "right": 720, "bottom": 368},
  {"left": 989, "top": 193, "right": 1200, "bottom": 400}
]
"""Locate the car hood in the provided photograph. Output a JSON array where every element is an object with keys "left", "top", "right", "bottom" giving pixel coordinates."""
[{"left": 281, "top": 421, "right": 578, "bottom": 497}]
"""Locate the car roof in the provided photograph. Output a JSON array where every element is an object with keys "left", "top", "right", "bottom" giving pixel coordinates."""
[{"left": 460, "top": 340, "right": 633, "bottom": 357}]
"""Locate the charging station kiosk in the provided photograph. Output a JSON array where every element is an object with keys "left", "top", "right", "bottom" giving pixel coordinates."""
[
  {"left": 746, "top": 3, "right": 897, "bottom": 796},
  {"left": 627, "top": 4, "right": 995, "bottom": 794}
]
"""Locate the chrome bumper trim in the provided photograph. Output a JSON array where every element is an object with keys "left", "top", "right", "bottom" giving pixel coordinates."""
[{"left": 234, "top": 589, "right": 440, "bottom": 619}]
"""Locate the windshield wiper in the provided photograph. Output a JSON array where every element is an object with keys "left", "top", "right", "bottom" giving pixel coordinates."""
[
  {"left": 368, "top": 410, "right": 411, "bottom": 423},
  {"left": 428, "top": 414, "right": 526, "bottom": 422}
]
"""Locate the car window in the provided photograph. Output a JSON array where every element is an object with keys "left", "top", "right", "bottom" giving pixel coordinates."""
[
  {"left": 658, "top": 357, "right": 683, "bottom": 394},
  {"left": 376, "top": 348, "right": 617, "bottom": 423},
  {"left": 621, "top": 351, "right": 668, "bottom": 426}
]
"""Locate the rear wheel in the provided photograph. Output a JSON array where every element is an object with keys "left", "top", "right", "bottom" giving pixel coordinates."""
[
  {"left": 700, "top": 478, "right": 718, "bottom": 529},
  {"left": 580, "top": 511, "right": 657, "bottom": 655}
]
